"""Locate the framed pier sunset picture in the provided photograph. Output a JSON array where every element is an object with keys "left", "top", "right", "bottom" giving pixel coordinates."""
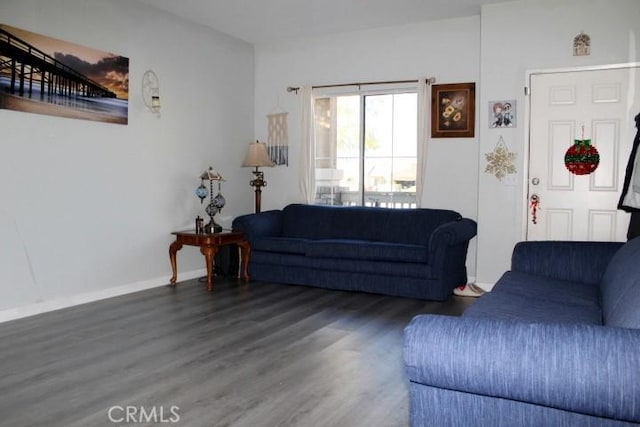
[{"left": 0, "top": 23, "right": 129, "bottom": 124}]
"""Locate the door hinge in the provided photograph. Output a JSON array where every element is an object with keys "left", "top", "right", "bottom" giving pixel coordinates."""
[{"left": 524, "top": 86, "right": 530, "bottom": 96}]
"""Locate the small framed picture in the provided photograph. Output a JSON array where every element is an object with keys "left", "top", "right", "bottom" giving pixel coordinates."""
[
  {"left": 431, "top": 83, "right": 475, "bottom": 138},
  {"left": 488, "top": 100, "right": 516, "bottom": 128}
]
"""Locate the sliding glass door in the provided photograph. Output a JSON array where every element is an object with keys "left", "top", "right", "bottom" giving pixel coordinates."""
[{"left": 314, "top": 91, "right": 417, "bottom": 208}]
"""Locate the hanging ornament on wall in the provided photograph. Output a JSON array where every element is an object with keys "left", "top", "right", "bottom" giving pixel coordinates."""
[
  {"left": 267, "top": 105, "right": 289, "bottom": 166},
  {"left": 573, "top": 31, "right": 591, "bottom": 56},
  {"left": 564, "top": 126, "right": 599, "bottom": 175},
  {"left": 485, "top": 136, "right": 517, "bottom": 181}
]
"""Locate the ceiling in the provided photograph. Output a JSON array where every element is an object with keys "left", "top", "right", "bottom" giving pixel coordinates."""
[{"left": 136, "top": 0, "right": 511, "bottom": 45}]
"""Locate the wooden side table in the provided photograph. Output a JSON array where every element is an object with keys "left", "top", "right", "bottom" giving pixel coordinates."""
[{"left": 169, "top": 230, "right": 250, "bottom": 291}]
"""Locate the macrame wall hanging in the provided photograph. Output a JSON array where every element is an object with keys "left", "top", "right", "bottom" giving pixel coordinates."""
[
  {"left": 564, "top": 126, "right": 599, "bottom": 175},
  {"left": 485, "top": 136, "right": 517, "bottom": 181},
  {"left": 267, "top": 111, "right": 289, "bottom": 166}
]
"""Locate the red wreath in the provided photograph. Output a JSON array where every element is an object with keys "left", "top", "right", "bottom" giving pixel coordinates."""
[{"left": 564, "top": 139, "right": 599, "bottom": 175}]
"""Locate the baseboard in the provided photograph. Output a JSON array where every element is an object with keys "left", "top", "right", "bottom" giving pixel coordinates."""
[
  {"left": 0, "top": 268, "right": 207, "bottom": 324},
  {"left": 0, "top": 271, "right": 491, "bottom": 324}
]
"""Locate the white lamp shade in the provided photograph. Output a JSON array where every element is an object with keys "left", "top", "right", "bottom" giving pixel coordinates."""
[{"left": 242, "top": 141, "right": 274, "bottom": 167}]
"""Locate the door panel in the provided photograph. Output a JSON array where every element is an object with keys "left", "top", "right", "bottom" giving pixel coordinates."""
[
  {"left": 548, "top": 121, "right": 574, "bottom": 189},
  {"left": 588, "top": 210, "right": 617, "bottom": 241},
  {"left": 527, "top": 66, "right": 639, "bottom": 241},
  {"left": 546, "top": 209, "right": 573, "bottom": 240},
  {"left": 591, "top": 119, "right": 619, "bottom": 190}
]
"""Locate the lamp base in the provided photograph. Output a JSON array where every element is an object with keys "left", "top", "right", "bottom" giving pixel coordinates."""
[
  {"left": 204, "top": 219, "right": 223, "bottom": 234},
  {"left": 250, "top": 168, "right": 266, "bottom": 213}
]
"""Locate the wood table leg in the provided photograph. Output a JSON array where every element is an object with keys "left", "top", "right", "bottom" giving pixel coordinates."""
[
  {"left": 237, "top": 240, "right": 251, "bottom": 282},
  {"left": 200, "top": 245, "right": 219, "bottom": 291},
  {"left": 169, "top": 240, "right": 183, "bottom": 285}
]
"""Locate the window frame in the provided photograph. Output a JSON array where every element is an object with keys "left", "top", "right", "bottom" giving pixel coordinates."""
[{"left": 313, "top": 84, "right": 418, "bottom": 208}]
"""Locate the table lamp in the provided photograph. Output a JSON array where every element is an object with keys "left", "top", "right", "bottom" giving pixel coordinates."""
[
  {"left": 242, "top": 141, "right": 274, "bottom": 213},
  {"left": 195, "top": 166, "right": 225, "bottom": 233}
]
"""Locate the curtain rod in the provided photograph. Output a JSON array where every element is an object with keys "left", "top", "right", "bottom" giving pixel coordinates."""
[{"left": 286, "top": 77, "right": 436, "bottom": 94}]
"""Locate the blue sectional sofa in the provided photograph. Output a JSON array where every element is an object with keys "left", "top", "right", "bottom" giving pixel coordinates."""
[
  {"left": 404, "top": 238, "right": 640, "bottom": 426},
  {"left": 232, "top": 203, "right": 477, "bottom": 301}
]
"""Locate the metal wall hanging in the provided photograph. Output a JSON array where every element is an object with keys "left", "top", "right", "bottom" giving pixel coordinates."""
[
  {"left": 485, "top": 136, "right": 516, "bottom": 181},
  {"left": 142, "top": 70, "right": 160, "bottom": 116}
]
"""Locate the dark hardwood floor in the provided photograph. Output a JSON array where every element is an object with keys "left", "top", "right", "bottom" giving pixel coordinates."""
[{"left": 0, "top": 278, "right": 475, "bottom": 427}]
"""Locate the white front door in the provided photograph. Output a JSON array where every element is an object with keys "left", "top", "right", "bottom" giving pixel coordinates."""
[{"left": 527, "top": 65, "right": 640, "bottom": 241}]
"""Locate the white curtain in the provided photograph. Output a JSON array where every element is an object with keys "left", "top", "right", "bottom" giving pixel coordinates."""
[
  {"left": 416, "top": 78, "right": 431, "bottom": 208},
  {"left": 299, "top": 85, "right": 316, "bottom": 203}
]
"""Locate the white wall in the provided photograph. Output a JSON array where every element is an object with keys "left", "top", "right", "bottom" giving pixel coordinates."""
[
  {"left": 254, "top": 17, "right": 481, "bottom": 276},
  {"left": 5, "top": 0, "right": 631, "bottom": 317},
  {"left": 476, "top": 0, "right": 640, "bottom": 285},
  {"left": 0, "top": 0, "right": 254, "bottom": 318}
]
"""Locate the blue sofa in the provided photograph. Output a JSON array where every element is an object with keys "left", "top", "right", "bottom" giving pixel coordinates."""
[
  {"left": 232, "top": 203, "right": 477, "bottom": 301},
  {"left": 404, "top": 238, "right": 640, "bottom": 426}
]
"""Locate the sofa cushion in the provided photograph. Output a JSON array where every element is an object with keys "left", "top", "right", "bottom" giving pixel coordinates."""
[
  {"left": 307, "top": 256, "right": 430, "bottom": 279},
  {"left": 492, "top": 271, "right": 601, "bottom": 310},
  {"left": 510, "top": 241, "right": 623, "bottom": 286},
  {"left": 280, "top": 203, "right": 461, "bottom": 245},
  {"left": 251, "top": 251, "right": 431, "bottom": 279},
  {"left": 463, "top": 290, "right": 603, "bottom": 325},
  {"left": 305, "top": 239, "right": 429, "bottom": 263},
  {"left": 601, "top": 236, "right": 640, "bottom": 329},
  {"left": 251, "top": 237, "right": 309, "bottom": 254}
]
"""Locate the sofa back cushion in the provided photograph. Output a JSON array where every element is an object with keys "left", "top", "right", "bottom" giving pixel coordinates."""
[
  {"left": 281, "top": 204, "right": 461, "bottom": 246},
  {"left": 601, "top": 236, "right": 640, "bottom": 329}
]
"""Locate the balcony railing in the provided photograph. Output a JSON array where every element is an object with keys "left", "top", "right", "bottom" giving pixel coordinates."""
[{"left": 315, "top": 186, "right": 417, "bottom": 209}]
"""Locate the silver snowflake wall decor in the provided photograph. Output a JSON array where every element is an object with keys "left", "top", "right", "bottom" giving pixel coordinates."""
[{"left": 485, "top": 136, "right": 516, "bottom": 181}]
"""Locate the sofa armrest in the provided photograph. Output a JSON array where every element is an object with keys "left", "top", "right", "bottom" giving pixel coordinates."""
[
  {"left": 404, "top": 314, "right": 640, "bottom": 423},
  {"left": 511, "top": 241, "right": 623, "bottom": 285},
  {"left": 428, "top": 218, "right": 477, "bottom": 251},
  {"left": 427, "top": 218, "right": 477, "bottom": 276},
  {"left": 429, "top": 218, "right": 478, "bottom": 247},
  {"left": 232, "top": 210, "right": 283, "bottom": 243}
]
